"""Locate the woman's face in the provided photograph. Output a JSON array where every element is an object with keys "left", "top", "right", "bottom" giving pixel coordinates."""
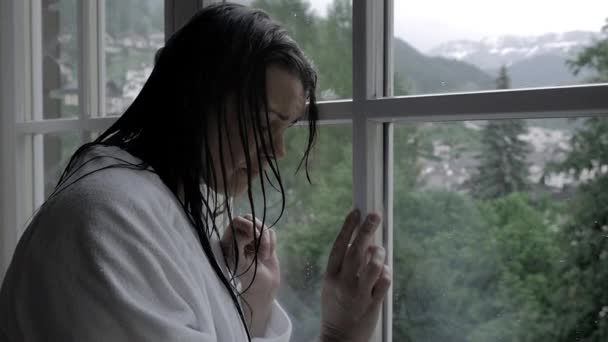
[{"left": 207, "top": 66, "right": 306, "bottom": 196}]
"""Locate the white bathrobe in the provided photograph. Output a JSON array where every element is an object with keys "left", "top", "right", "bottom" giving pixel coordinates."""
[{"left": 0, "top": 145, "right": 292, "bottom": 341}]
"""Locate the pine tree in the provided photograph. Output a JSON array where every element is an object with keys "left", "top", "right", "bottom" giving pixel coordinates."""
[
  {"left": 496, "top": 64, "right": 511, "bottom": 89},
  {"left": 567, "top": 18, "right": 608, "bottom": 82},
  {"left": 554, "top": 18, "right": 608, "bottom": 341},
  {"left": 469, "top": 66, "right": 531, "bottom": 199}
]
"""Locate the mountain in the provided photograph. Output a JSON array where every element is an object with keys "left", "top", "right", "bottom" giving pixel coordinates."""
[
  {"left": 428, "top": 31, "right": 599, "bottom": 88},
  {"left": 394, "top": 38, "right": 494, "bottom": 95},
  {"left": 509, "top": 54, "right": 586, "bottom": 88},
  {"left": 429, "top": 31, "right": 597, "bottom": 70}
]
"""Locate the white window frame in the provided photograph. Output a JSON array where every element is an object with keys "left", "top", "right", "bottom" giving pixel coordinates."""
[
  {"left": 0, "top": 0, "right": 190, "bottom": 279},
  {"left": 2, "top": 0, "right": 608, "bottom": 341}
]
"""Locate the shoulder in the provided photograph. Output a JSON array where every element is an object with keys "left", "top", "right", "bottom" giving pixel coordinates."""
[
  {"left": 29, "top": 146, "right": 192, "bottom": 262},
  {"left": 46, "top": 145, "right": 179, "bottom": 224},
  {"left": 14, "top": 144, "right": 206, "bottom": 290},
  {"left": 16, "top": 159, "right": 198, "bottom": 293},
  {"left": 2, "top": 166, "right": 213, "bottom": 342}
]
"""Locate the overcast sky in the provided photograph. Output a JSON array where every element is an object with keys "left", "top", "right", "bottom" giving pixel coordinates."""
[{"left": 305, "top": 0, "right": 608, "bottom": 52}]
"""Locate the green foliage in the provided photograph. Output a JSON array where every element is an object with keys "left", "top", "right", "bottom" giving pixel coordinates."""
[
  {"left": 567, "top": 19, "right": 608, "bottom": 82},
  {"left": 394, "top": 192, "right": 563, "bottom": 341},
  {"left": 469, "top": 119, "right": 531, "bottom": 199},
  {"left": 252, "top": 0, "right": 352, "bottom": 99},
  {"left": 393, "top": 124, "right": 428, "bottom": 192},
  {"left": 549, "top": 117, "right": 608, "bottom": 341},
  {"left": 552, "top": 176, "right": 608, "bottom": 342},
  {"left": 550, "top": 19, "right": 608, "bottom": 341},
  {"left": 468, "top": 67, "right": 531, "bottom": 200}
]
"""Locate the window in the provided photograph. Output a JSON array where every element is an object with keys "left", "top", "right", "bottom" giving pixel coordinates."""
[
  {"left": 234, "top": 125, "right": 352, "bottom": 342},
  {"left": 393, "top": 0, "right": 608, "bottom": 95},
  {"left": 242, "top": 0, "right": 353, "bottom": 100},
  {"left": 2, "top": 1, "right": 608, "bottom": 341},
  {"left": 42, "top": 0, "right": 80, "bottom": 119},
  {"left": 105, "top": 0, "right": 164, "bottom": 116},
  {"left": 1, "top": 0, "right": 165, "bottom": 262},
  {"left": 393, "top": 117, "right": 608, "bottom": 341}
]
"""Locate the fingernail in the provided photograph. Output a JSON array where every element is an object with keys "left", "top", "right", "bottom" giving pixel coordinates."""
[
  {"left": 369, "top": 213, "right": 380, "bottom": 224},
  {"left": 384, "top": 265, "right": 391, "bottom": 275}
]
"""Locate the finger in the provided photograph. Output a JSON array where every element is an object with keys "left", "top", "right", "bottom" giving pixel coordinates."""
[
  {"left": 356, "top": 244, "right": 375, "bottom": 277},
  {"left": 231, "top": 217, "right": 257, "bottom": 255},
  {"left": 258, "top": 226, "right": 272, "bottom": 261},
  {"left": 241, "top": 215, "right": 271, "bottom": 260},
  {"left": 342, "top": 212, "right": 382, "bottom": 279},
  {"left": 243, "top": 214, "right": 266, "bottom": 230},
  {"left": 243, "top": 214, "right": 269, "bottom": 239},
  {"left": 269, "top": 228, "right": 277, "bottom": 258},
  {"left": 326, "top": 209, "right": 361, "bottom": 276},
  {"left": 371, "top": 265, "right": 392, "bottom": 305},
  {"left": 221, "top": 217, "right": 251, "bottom": 254},
  {"left": 245, "top": 214, "right": 272, "bottom": 260},
  {"left": 360, "top": 245, "right": 386, "bottom": 292},
  {"left": 232, "top": 216, "right": 255, "bottom": 238}
]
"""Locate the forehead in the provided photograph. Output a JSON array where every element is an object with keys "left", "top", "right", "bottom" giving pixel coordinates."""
[{"left": 265, "top": 66, "right": 305, "bottom": 120}]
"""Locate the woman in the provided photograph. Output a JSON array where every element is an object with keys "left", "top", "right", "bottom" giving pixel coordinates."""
[{"left": 0, "top": 3, "right": 391, "bottom": 341}]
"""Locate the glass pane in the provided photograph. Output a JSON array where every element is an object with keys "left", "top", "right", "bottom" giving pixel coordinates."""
[
  {"left": 43, "top": 132, "right": 82, "bottom": 197},
  {"left": 244, "top": 0, "right": 352, "bottom": 100},
  {"left": 392, "top": 117, "right": 608, "bottom": 341},
  {"left": 42, "top": 0, "right": 79, "bottom": 119},
  {"left": 233, "top": 125, "right": 352, "bottom": 342},
  {"left": 105, "top": 0, "right": 164, "bottom": 116},
  {"left": 393, "top": 1, "right": 608, "bottom": 96}
]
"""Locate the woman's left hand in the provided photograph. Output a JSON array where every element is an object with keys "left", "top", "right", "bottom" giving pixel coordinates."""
[{"left": 220, "top": 214, "right": 280, "bottom": 337}]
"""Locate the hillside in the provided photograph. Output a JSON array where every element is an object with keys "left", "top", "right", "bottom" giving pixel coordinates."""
[
  {"left": 394, "top": 38, "right": 494, "bottom": 95},
  {"left": 429, "top": 31, "right": 598, "bottom": 88}
]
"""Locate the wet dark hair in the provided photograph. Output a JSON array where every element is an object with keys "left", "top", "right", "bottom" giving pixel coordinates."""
[{"left": 51, "top": 3, "right": 318, "bottom": 340}]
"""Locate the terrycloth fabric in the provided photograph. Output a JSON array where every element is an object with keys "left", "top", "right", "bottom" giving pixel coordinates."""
[{"left": 0, "top": 145, "right": 292, "bottom": 342}]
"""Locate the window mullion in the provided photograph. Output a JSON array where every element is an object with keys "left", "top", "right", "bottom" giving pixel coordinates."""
[
  {"left": 381, "top": 2, "right": 395, "bottom": 340},
  {"left": 0, "top": 0, "right": 44, "bottom": 278},
  {"left": 31, "top": 0, "right": 45, "bottom": 209},
  {"left": 97, "top": 0, "right": 107, "bottom": 118},
  {"left": 382, "top": 122, "right": 394, "bottom": 342},
  {"left": 165, "top": 0, "right": 202, "bottom": 38},
  {"left": 383, "top": 0, "right": 394, "bottom": 99},
  {"left": 1, "top": 0, "right": 24, "bottom": 280},
  {"left": 78, "top": 0, "right": 100, "bottom": 120},
  {"left": 353, "top": 1, "right": 389, "bottom": 341},
  {"left": 353, "top": 1, "right": 385, "bottom": 218},
  {"left": 361, "top": 84, "right": 608, "bottom": 122}
]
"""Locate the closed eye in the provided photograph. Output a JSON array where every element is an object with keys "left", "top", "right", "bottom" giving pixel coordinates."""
[{"left": 289, "top": 115, "right": 305, "bottom": 127}]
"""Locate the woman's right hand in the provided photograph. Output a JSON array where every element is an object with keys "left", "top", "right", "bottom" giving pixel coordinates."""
[{"left": 319, "top": 210, "right": 392, "bottom": 342}]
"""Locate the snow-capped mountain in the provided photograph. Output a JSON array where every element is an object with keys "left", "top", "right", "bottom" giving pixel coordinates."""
[
  {"left": 428, "top": 31, "right": 600, "bottom": 88},
  {"left": 429, "top": 31, "right": 598, "bottom": 71}
]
